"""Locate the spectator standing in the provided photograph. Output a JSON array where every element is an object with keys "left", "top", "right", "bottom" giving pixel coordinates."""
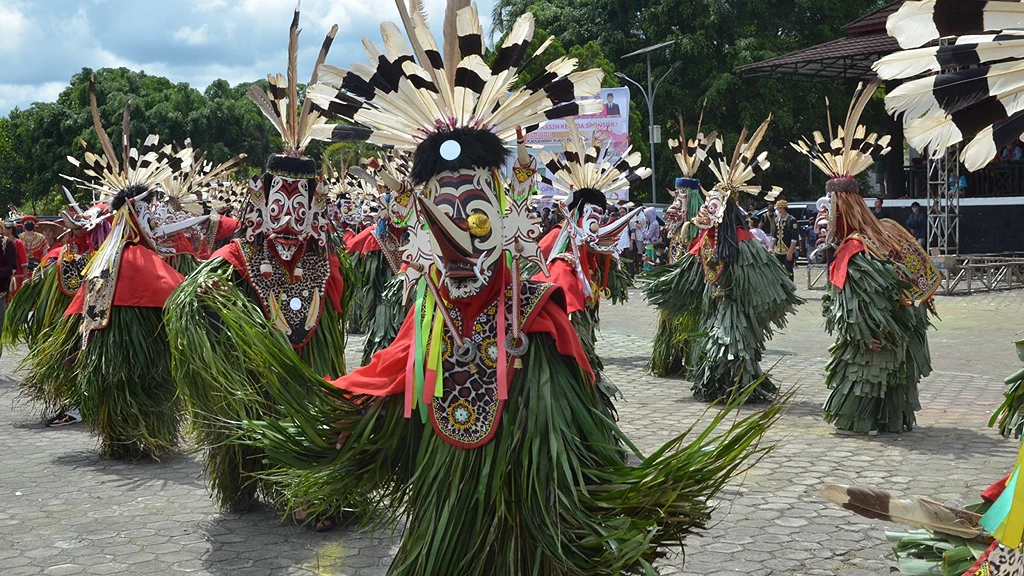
[
  {"left": 631, "top": 216, "right": 645, "bottom": 276},
  {"left": 0, "top": 232, "right": 18, "bottom": 338},
  {"left": 2, "top": 222, "right": 26, "bottom": 294},
  {"left": 905, "top": 201, "right": 927, "bottom": 246},
  {"left": 772, "top": 200, "right": 800, "bottom": 280},
  {"left": 748, "top": 218, "right": 773, "bottom": 251},
  {"left": 874, "top": 153, "right": 887, "bottom": 197},
  {"left": 759, "top": 203, "right": 777, "bottom": 237},
  {"left": 641, "top": 207, "right": 661, "bottom": 271}
]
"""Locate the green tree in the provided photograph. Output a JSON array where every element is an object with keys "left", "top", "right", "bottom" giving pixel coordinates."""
[
  {"left": 496, "top": 29, "right": 650, "bottom": 200},
  {"left": 493, "top": 0, "right": 888, "bottom": 201},
  {"left": 2, "top": 67, "right": 284, "bottom": 213}
]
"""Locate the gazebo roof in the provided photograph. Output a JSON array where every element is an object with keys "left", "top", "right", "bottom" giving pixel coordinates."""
[{"left": 736, "top": 1, "right": 902, "bottom": 79}]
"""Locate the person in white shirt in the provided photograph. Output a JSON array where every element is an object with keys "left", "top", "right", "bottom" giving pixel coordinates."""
[{"left": 748, "top": 217, "right": 773, "bottom": 251}]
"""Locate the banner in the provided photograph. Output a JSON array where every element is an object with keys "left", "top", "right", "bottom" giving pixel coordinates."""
[{"left": 526, "top": 87, "right": 632, "bottom": 202}]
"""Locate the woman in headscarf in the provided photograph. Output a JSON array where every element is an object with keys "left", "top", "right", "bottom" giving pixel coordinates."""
[{"left": 641, "top": 206, "right": 660, "bottom": 270}]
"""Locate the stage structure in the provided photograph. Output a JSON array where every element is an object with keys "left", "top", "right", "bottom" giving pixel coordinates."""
[{"left": 737, "top": 1, "right": 1024, "bottom": 294}]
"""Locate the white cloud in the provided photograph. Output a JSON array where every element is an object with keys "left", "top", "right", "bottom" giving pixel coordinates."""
[
  {"left": 174, "top": 24, "right": 210, "bottom": 46},
  {"left": 0, "top": 81, "right": 65, "bottom": 113},
  {"left": 0, "top": 0, "right": 497, "bottom": 115},
  {"left": 192, "top": 0, "right": 227, "bottom": 11},
  {"left": 0, "top": 1, "right": 29, "bottom": 52}
]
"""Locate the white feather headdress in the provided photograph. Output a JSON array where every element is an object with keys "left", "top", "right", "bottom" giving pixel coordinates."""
[
  {"left": 305, "top": 0, "right": 603, "bottom": 148},
  {"left": 790, "top": 80, "right": 891, "bottom": 180},
  {"left": 161, "top": 144, "right": 246, "bottom": 214},
  {"left": 61, "top": 77, "right": 189, "bottom": 203},
  {"left": 246, "top": 9, "right": 340, "bottom": 155},
  {"left": 538, "top": 118, "right": 651, "bottom": 201},
  {"left": 668, "top": 102, "right": 717, "bottom": 178},
  {"left": 705, "top": 116, "right": 781, "bottom": 202}
]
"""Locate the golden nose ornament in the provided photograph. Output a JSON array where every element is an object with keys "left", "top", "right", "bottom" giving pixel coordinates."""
[{"left": 468, "top": 213, "right": 491, "bottom": 237}]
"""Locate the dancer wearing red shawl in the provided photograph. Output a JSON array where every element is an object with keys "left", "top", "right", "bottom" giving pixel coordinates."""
[
  {"left": 239, "top": 3, "right": 785, "bottom": 573},
  {"left": 163, "top": 10, "right": 349, "bottom": 513},
  {"left": 19, "top": 79, "right": 203, "bottom": 459}
]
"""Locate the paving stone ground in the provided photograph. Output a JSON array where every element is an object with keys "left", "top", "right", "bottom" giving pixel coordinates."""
[{"left": 1, "top": 284, "right": 1022, "bottom": 575}]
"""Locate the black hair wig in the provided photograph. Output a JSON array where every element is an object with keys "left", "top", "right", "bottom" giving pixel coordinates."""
[
  {"left": 111, "top": 184, "right": 155, "bottom": 211},
  {"left": 716, "top": 198, "right": 748, "bottom": 264},
  {"left": 265, "top": 154, "right": 318, "bottom": 179},
  {"left": 566, "top": 187, "right": 608, "bottom": 212},
  {"left": 411, "top": 128, "right": 510, "bottom": 185}
]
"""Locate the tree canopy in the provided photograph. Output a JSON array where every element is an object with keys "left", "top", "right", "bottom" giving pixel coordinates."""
[
  {"left": 495, "top": 0, "right": 889, "bottom": 202},
  {"left": 0, "top": 67, "right": 291, "bottom": 213},
  {"left": 2, "top": 1, "right": 891, "bottom": 213}
]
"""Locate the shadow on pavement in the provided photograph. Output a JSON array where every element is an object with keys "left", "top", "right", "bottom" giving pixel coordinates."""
[
  {"left": 197, "top": 508, "right": 395, "bottom": 576},
  {"left": 50, "top": 448, "right": 205, "bottom": 491},
  {"left": 834, "top": 425, "right": 1009, "bottom": 458}
]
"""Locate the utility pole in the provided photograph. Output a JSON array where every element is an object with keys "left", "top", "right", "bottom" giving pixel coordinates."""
[{"left": 616, "top": 40, "right": 677, "bottom": 205}]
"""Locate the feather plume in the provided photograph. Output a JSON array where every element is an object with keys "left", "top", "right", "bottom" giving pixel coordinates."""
[
  {"left": 879, "top": 1, "right": 1024, "bottom": 171},
  {"left": 63, "top": 79, "right": 185, "bottom": 204},
  {"left": 443, "top": 0, "right": 471, "bottom": 86},
  {"left": 887, "top": 0, "right": 1024, "bottom": 50},
  {"left": 121, "top": 101, "right": 132, "bottom": 182},
  {"left": 538, "top": 118, "right": 650, "bottom": 200},
  {"left": 821, "top": 484, "right": 983, "bottom": 540},
  {"left": 791, "top": 80, "right": 890, "bottom": 179},
  {"left": 668, "top": 100, "right": 716, "bottom": 178},
  {"left": 248, "top": 7, "right": 340, "bottom": 153},
  {"left": 297, "top": 23, "right": 339, "bottom": 144},
  {"left": 87, "top": 76, "right": 120, "bottom": 177},
  {"left": 707, "top": 115, "right": 777, "bottom": 195},
  {"left": 287, "top": 9, "right": 300, "bottom": 143},
  {"left": 307, "top": 0, "right": 602, "bottom": 150}
]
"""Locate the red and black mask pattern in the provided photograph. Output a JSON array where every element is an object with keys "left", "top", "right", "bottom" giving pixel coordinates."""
[
  {"left": 418, "top": 168, "right": 504, "bottom": 300},
  {"left": 244, "top": 172, "right": 329, "bottom": 262}
]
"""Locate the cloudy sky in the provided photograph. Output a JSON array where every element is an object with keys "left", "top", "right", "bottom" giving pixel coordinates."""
[{"left": 0, "top": 0, "right": 496, "bottom": 115}]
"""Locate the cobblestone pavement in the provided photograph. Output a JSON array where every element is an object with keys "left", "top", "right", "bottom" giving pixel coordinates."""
[{"left": 1, "top": 286, "right": 1022, "bottom": 575}]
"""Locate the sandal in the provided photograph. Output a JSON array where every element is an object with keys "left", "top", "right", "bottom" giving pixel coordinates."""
[
  {"left": 293, "top": 509, "right": 338, "bottom": 532},
  {"left": 45, "top": 410, "right": 82, "bottom": 427}
]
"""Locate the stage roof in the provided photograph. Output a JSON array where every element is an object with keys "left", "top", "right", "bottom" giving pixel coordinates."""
[{"left": 736, "top": 2, "right": 901, "bottom": 79}]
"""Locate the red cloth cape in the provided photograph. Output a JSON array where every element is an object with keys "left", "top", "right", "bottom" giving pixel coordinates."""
[
  {"left": 216, "top": 216, "right": 240, "bottom": 241},
  {"left": 539, "top": 225, "right": 562, "bottom": 260},
  {"left": 688, "top": 227, "right": 755, "bottom": 256},
  {"left": 342, "top": 228, "right": 356, "bottom": 247},
  {"left": 212, "top": 240, "right": 344, "bottom": 316},
  {"left": 829, "top": 238, "right": 866, "bottom": 290},
  {"left": 531, "top": 258, "right": 586, "bottom": 315},
  {"left": 41, "top": 245, "right": 63, "bottom": 265},
  {"left": 346, "top": 227, "right": 381, "bottom": 256},
  {"left": 329, "top": 283, "right": 594, "bottom": 397},
  {"left": 66, "top": 244, "right": 185, "bottom": 315},
  {"left": 171, "top": 233, "right": 198, "bottom": 257}
]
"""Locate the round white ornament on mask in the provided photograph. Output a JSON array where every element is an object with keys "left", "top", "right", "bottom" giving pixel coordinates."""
[{"left": 439, "top": 139, "right": 462, "bottom": 161}]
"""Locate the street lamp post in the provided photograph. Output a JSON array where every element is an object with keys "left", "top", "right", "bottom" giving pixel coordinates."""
[{"left": 616, "top": 40, "right": 677, "bottom": 206}]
